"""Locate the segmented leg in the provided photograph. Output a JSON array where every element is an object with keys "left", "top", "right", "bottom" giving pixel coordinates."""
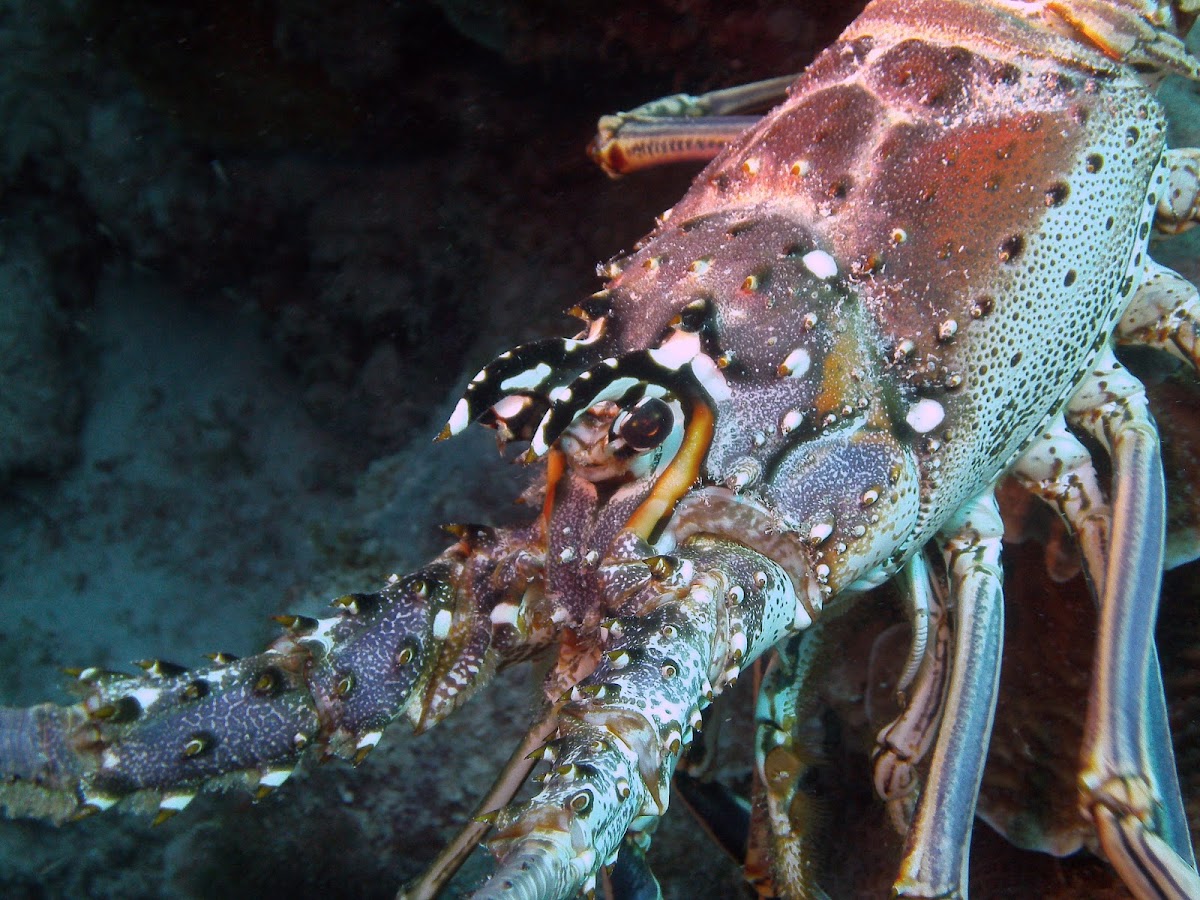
[
  {"left": 1009, "top": 345, "right": 1199, "bottom": 896},
  {"left": 1064, "top": 349, "right": 1200, "bottom": 899},
  {"left": 892, "top": 550, "right": 935, "bottom": 701},
  {"left": 1115, "top": 146, "right": 1200, "bottom": 389},
  {"left": 0, "top": 525, "right": 551, "bottom": 827},
  {"left": 754, "top": 633, "right": 833, "bottom": 900},
  {"left": 474, "top": 534, "right": 810, "bottom": 900},
  {"left": 1153, "top": 147, "right": 1200, "bottom": 235},
  {"left": 893, "top": 493, "right": 1005, "bottom": 900},
  {"left": 590, "top": 75, "right": 795, "bottom": 176},
  {"left": 1037, "top": 2, "right": 1200, "bottom": 81},
  {"left": 871, "top": 550, "right": 951, "bottom": 835},
  {"left": 1117, "top": 257, "right": 1200, "bottom": 370},
  {"left": 1009, "top": 411, "right": 1111, "bottom": 585}
]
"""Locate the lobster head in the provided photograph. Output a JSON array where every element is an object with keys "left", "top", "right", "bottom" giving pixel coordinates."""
[{"left": 442, "top": 211, "right": 925, "bottom": 621}]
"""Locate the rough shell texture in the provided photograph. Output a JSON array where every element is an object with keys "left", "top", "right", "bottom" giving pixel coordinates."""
[
  {"left": 0, "top": 0, "right": 1199, "bottom": 897},
  {"left": 599, "top": 1, "right": 1165, "bottom": 588}
]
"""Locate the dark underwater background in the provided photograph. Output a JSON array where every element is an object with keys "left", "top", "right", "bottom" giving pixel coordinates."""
[{"left": 0, "top": 2, "right": 1196, "bottom": 897}]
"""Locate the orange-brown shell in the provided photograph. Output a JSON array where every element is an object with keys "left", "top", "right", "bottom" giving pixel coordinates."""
[{"left": 598, "top": 0, "right": 1167, "bottom": 566}]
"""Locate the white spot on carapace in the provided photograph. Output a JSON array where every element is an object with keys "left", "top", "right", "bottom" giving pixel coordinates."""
[
  {"left": 937, "top": 319, "right": 958, "bottom": 341},
  {"left": 160, "top": 792, "right": 195, "bottom": 812},
  {"left": 808, "top": 521, "right": 833, "bottom": 544},
  {"left": 300, "top": 617, "right": 339, "bottom": 655},
  {"left": 906, "top": 398, "right": 946, "bottom": 433},
  {"left": 490, "top": 602, "right": 521, "bottom": 627},
  {"left": 778, "top": 347, "right": 811, "bottom": 378},
  {"left": 446, "top": 398, "right": 470, "bottom": 435},
  {"left": 730, "top": 631, "right": 748, "bottom": 657},
  {"left": 802, "top": 250, "right": 838, "bottom": 279},
  {"left": 259, "top": 769, "right": 292, "bottom": 789},
  {"left": 890, "top": 228, "right": 908, "bottom": 245},
  {"left": 648, "top": 329, "right": 701, "bottom": 371},
  {"left": 688, "top": 257, "right": 711, "bottom": 275},
  {"left": 131, "top": 686, "right": 163, "bottom": 710},
  {"left": 204, "top": 666, "right": 238, "bottom": 689},
  {"left": 790, "top": 159, "right": 810, "bottom": 177},
  {"left": 432, "top": 609, "right": 453, "bottom": 639},
  {"left": 548, "top": 385, "right": 573, "bottom": 404},
  {"left": 794, "top": 597, "right": 814, "bottom": 631},
  {"left": 780, "top": 409, "right": 804, "bottom": 434},
  {"left": 83, "top": 791, "right": 118, "bottom": 811},
  {"left": 491, "top": 394, "right": 527, "bottom": 420},
  {"left": 690, "top": 352, "right": 732, "bottom": 402},
  {"left": 742, "top": 157, "right": 761, "bottom": 176},
  {"left": 725, "top": 456, "right": 760, "bottom": 491},
  {"left": 356, "top": 730, "right": 382, "bottom": 751}
]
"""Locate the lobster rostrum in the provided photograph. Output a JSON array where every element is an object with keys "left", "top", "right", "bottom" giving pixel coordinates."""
[{"left": 4, "top": 0, "right": 1200, "bottom": 897}]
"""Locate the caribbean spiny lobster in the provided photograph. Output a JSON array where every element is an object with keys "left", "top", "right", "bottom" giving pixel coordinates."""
[{"left": 3, "top": 1, "right": 1200, "bottom": 897}]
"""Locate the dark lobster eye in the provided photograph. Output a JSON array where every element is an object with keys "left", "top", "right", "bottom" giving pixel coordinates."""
[{"left": 615, "top": 397, "right": 674, "bottom": 451}]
